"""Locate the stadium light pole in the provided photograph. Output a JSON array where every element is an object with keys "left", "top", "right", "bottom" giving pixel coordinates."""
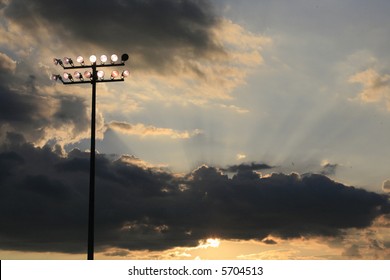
[{"left": 51, "top": 54, "right": 130, "bottom": 260}]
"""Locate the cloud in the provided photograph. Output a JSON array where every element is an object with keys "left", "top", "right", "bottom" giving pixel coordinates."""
[
  {"left": 320, "top": 162, "right": 338, "bottom": 176},
  {"left": 0, "top": 50, "right": 92, "bottom": 146},
  {"left": 220, "top": 104, "right": 250, "bottom": 114},
  {"left": 237, "top": 249, "right": 299, "bottom": 260},
  {"left": 341, "top": 244, "right": 361, "bottom": 259},
  {"left": 349, "top": 68, "right": 390, "bottom": 109},
  {"left": 117, "top": 155, "right": 168, "bottom": 171},
  {"left": 262, "top": 239, "right": 277, "bottom": 245},
  {"left": 3, "top": 0, "right": 223, "bottom": 69},
  {"left": 0, "top": 0, "right": 271, "bottom": 148},
  {"left": 221, "top": 162, "right": 274, "bottom": 173},
  {"left": 2, "top": 0, "right": 270, "bottom": 102},
  {"left": 0, "top": 53, "right": 43, "bottom": 125},
  {"left": 383, "top": 180, "right": 390, "bottom": 193},
  {"left": 0, "top": 53, "right": 16, "bottom": 72},
  {"left": 0, "top": 139, "right": 388, "bottom": 254},
  {"left": 1, "top": 0, "right": 224, "bottom": 72},
  {"left": 106, "top": 121, "right": 202, "bottom": 139},
  {"left": 236, "top": 153, "right": 247, "bottom": 160},
  {"left": 103, "top": 249, "right": 131, "bottom": 258}
]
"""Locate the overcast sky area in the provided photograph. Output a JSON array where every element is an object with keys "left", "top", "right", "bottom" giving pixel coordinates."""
[{"left": 0, "top": 0, "right": 390, "bottom": 260}]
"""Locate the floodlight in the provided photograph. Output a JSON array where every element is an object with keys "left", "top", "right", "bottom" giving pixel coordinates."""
[
  {"left": 110, "top": 70, "right": 119, "bottom": 79},
  {"left": 121, "top": 70, "right": 130, "bottom": 77},
  {"left": 63, "top": 57, "right": 73, "bottom": 66},
  {"left": 63, "top": 72, "right": 73, "bottom": 81},
  {"left": 97, "top": 70, "right": 105, "bottom": 79},
  {"left": 76, "top": 56, "right": 84, "bottom": 65},
  {"left": 89, "top": 55, "right": 97, "bottom": 63},
  {"left": 111, "top": 54, "right": 118, "bottom": 63},
  {"left": 74, "top": 71, "right": 83, "bottom": 80},
  {"left": 84, "top": 71, "right": 92, "bottom": 79},
  {"left": 53, "top": 58, "right": 63, "bottom": 66},
  {"left": 121, "top": 53, "right": 129, "bottom": 62},
  {"left": 51, "top": 74, "right": 60, "bottom": 81},
  {"left": 100, "top": 55, "right": 108, "bottom": 64}
]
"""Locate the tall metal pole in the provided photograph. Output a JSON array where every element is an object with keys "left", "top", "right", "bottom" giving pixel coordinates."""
[
  {"left": 52, "top": 54, "right": 128, "bottom": 260},
  {"left": 87, "top": 62, "right": 97, "bottom": 260}
]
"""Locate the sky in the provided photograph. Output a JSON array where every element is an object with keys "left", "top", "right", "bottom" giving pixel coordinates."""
[{"left": 0, "top": 0, "right": 390, "bottom": 260}]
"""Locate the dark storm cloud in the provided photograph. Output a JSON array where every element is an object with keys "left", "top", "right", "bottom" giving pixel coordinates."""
[
  {"left": 262, "top": 239, "right": 277, "bottom": 245},
  {"left": 0, "top": 54, "right": 50, "bottom": 142},
  {"left": 0, "top": 51, "right": 90, "bottom": 144},
  {"left": 0, "top": 139, "right": 389, "bottom": 254},
  {"left": 0, "top": 0, "right": 228, "bottom": 146},
  {"left": 0, "top": 85, "right": 41, "bottom": 122},
  {"left": 3, "top": 0, "right": 224, "bottom": 72},
  {"left": 0, "top": 54, "right": 41, "bottom": 123},
  {"left": 320, "top": 163, "right": 338, "bottom": 176},
  {"left": 0, "top": 150, "right": 24, "bottom": 181},
  {"left": 221, "top": 162, "right": 274, "bottom": 173},
  {"left": 53, "top": 95, "right": 90, "bottom": 135}
]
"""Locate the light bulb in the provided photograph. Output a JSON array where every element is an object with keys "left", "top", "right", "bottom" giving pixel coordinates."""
[
  {"left": 53, "top": 58, "right": 63, "bottom": 66},
  {"left": 121, "top": 70, "right": 130, "bottom": 77},
  {"left": 110, "top": 70, "right": 119, "bottom": 79},
  {"left": 111, "top": 54, "right": 118, "bottom": 63},
  {"left": 100, "top": 55, "right": 108, "bottom": 64},
  {"left": 89, "top": 55, "right": 97, "bottom": 63},
  {"left": 76, "top": 56, "right": 84, "bottom": 64},
  {"left": 97, "top": 70, "right": 105, "bottom": 79},
  {"left": 84, "top": 71, "right": 92, "bottom": 79},
  {"left": 51, "top": 74, "right": 59, "bottom": 81},
  {"left": 63, "top": 72, "right": 72, "bottom": 80},
  {"left": 74, "top": 71, "right": 82, "bottom": 79}
]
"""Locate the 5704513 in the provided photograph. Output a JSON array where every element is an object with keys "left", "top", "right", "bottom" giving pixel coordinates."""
[{"left": 221, "top": 266, "right": 263, "bottom": 276}]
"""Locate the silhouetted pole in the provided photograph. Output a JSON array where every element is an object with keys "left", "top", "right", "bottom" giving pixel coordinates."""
[
  {"left": 51, "top": 54, "right": 129, "bottom": 260},
  {"left": 87, "top": 62, "right": 97, "bottom": 260}
]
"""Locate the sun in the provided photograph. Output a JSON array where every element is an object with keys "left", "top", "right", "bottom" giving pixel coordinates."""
[{"left": 198, "top": 238, "right": 221, "bottom": 249}]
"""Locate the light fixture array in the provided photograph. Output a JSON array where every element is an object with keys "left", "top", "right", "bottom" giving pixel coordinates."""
[
  {"left": 50, "top": 52, "right": 130, "bottom": 260},
  {"left": 51, "top": 53, "right": 129, "bottom": 84}
]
